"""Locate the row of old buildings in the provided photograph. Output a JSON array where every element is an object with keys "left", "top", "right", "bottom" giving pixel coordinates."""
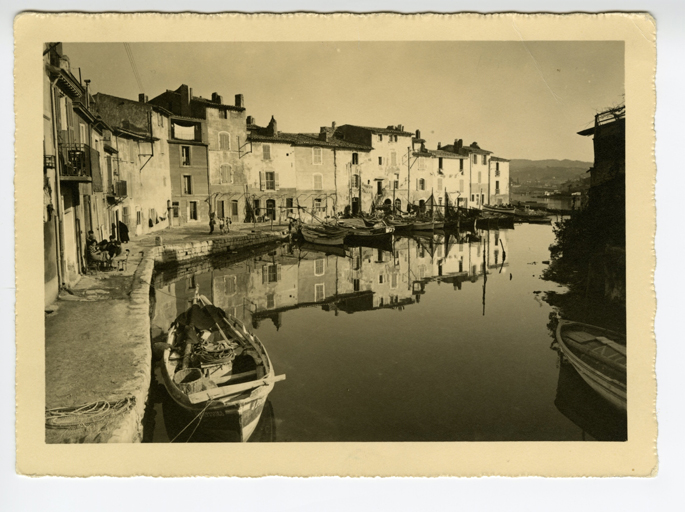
[{"left": 42, "top": 43, "right": 510, "bottom": 306}]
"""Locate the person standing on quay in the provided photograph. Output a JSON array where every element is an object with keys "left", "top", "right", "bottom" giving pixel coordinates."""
[{"left": 209, "top": 212, "right": 216, "bottom": 234}]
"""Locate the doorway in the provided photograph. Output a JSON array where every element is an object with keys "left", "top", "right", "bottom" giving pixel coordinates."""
[
  {"left": 266, "top": 199, "right": 276, "bottom": 220},
  {"left": 351, "top": 197, "right": 360, "bottom": 215}
]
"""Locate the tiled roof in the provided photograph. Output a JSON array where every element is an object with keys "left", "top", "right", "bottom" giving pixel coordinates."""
[
  {"left": 191, "top": 95, "right": 245, "bottom": 112},
  {"left": 341, "top": 124, "right": 414, "bottom": 137},
  {"left": 428, "top": 149, "right": 467, "bottom": 159},
  {"left": 249, "top": 131, "right": 372, "bottom": 151},
  {"left": 441, "top": 144, "right": 493, "bottom": 156}
]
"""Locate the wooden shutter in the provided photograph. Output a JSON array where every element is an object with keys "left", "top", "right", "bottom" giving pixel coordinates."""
[
  {"left": 415, "top": 178, "right": 418, "bottom": 191},
  {"left": 275, "top": 172, "right": 280, "bottom": 190},
  {"left": 277, "top": 264, "right": 282, "bottom": 282},
  {"left": 262, "top": 265, "right": 268, "bottom": 284},
  {"left": 263, "top": 144, "right": 271, "bottom": 160},
  {"left": 259, "top": 171, "right": 265, "bottom": 191}
]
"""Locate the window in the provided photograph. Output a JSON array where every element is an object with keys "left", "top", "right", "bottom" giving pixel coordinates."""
[
  {"left": 231, "top": 200, "right": 239, "bottom": 217},
  {"left": 473, "top": 155, "right": 478, "bottom": 165},
  {"left": 393, "top": 179, "right": 399, "bottom": 190},
  {"left": 471, "top": 194, "right": 475, "bottom": 201},
  {"left": 418, "top": 178, "right": 426, "bottom": 191},
  {"left": 219, "top": 132, "right": 230, "bottom": 151},
  {"left": 315, "top": 258, "right": 325, "bottom": 276},
  {"left": 266, "top": 293, "right": 275, "bottom": 309},
  {"left": 183, "top": 175, "right": 193, "bottom": 195},
  {"left": 172, "top": 202, "right": 179, "bottom": 218},
  {"left": 136, "top": 210, "right": 142, "bottom": 226},
  {"left": 482, "top": 155, "right": 487, "bottom": 165},
  {"left": 351, "top": 174, "right": 360, "bottom": 188},
  {"left": 378, "top": 275, "right": 384, "bottom": 284},
  {"left": 220, "top": 164, "right": 232, "bottom": 184},
  {"left": 496, "top": 180, "right": 500, "bottom": 192},
  {"left": 315, "top": 283, "right": 325, "bottom": 302},
  {"left": 460, "top": 159, "right": 464, "bottom": 171},
  {"left": 439, "top": 157, "right": 443, "bottom": 170},
  {"left": 390, "top": 151, "right": 397, "bottom": 166},
  {"left": 263, "top": 144, "right": 271, "bottom": 161},
  {"left": 181, "top": 146, "right": 191, "bottom": 166},
  {"left": 496, "top": 162, "right": 500, "bottom": 172},
  {"left": 378, "top": 134, "right": 383, "bottom": 142},
  {"left": 437, "top": 178, "right": 443, "bottom": 191},
  {"left": 313, "top": 173, "right": 323, "bottom": 190},
  {"left": 376, "top": 181, "right": 383, "bottom": 195},
  {"left": 262, "top": 263, "right": 280, "bottom": 284},
  {"left": 79, "top": 124, "right": 87, "bottom": 144},
  {"left": 314, "top": 198, "right": 323, "bottom": 212},
  {"left": 265, "top": 171, "right": 276, "bottom": 190},
  {"left": 394, "top": 135, "right": 398, "bottom": 142},
  {"left": 217, "top": 201, "right": 225, "bottom": 219},
  {"left": 353, "top": 279, "right": 360, "bottom": 292},
  {"left": 224, "top": 275, "right": 236, "bottom": 295},
  {"left": 352, "top": 153, "right": 358, "bottom": 165},
  {"left": 286, "top": 197, "right": 294, "bottom": 215},
  {"left": 312, "top": 147, "right": 323, "bottom": 165},
  {"left": 189, "top": 201, "right": 198, "bottom": 220},
  {"left": 378, "top": 156, "right": 383, "bottom": 166},
  {"left": 352, "top": 255, "right": 361, "bottom": 271}
]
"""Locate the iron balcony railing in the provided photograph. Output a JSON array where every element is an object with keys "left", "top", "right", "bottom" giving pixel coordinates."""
[{"left": 58, "top": 143, "right": 99, "bottom": 181}]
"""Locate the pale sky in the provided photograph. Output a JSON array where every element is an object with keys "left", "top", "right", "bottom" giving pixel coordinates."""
[{"left": 63, "top": 41, "right": 624, "bottom": 161}]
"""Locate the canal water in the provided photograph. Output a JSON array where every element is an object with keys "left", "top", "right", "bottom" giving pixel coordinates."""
[{"left": 145, "top": 222, "right": 627, "bottom": 443}]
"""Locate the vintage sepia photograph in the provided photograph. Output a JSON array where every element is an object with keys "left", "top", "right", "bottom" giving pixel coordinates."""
[
  {"left": 41, "top": 39, "right": 628, "bottom": 444},
  {"left": 13, "top": 12, "right": 659, "bottom": 478}
]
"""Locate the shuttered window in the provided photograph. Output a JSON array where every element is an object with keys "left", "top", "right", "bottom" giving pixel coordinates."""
[
  {"left": 220, "top": 164, "right": 232, "bottom": 184},
  {"left": 219, "top": 132, "right": 230, "bottom": 150},
  {"left": 263, "top": 144, "right": 271, "bottom": 160},
  {"left": 313, "top": 173, "right": 323, "bottom": 190},
  {"left": 312, "top": 147, "right": 322, "bottom": 165}
]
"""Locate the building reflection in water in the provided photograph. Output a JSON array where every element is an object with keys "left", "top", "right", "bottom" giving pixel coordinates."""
[{"left": 152, "top": 228, "right": 510, "bottom": 333}]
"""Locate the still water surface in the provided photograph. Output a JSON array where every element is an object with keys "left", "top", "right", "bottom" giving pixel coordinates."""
[{"left": 146, "top": 223, "right": 626, "bottom": 442}]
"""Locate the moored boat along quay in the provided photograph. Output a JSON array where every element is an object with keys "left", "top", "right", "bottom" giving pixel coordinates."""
[{"left": 44, "top": 225, "right": 286, "bottom": 443}]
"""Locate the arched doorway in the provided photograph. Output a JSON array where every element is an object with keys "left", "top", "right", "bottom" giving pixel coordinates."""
[{"left": 266, "top": 199, "right": 276, "bottom": 220}]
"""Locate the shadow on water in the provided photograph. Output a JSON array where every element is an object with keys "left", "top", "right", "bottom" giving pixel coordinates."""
[{"left": 552, "top": 354, "right": 627, "bottom": 441}]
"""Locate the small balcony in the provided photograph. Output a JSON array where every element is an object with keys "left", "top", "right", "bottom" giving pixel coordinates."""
[
  {"left": 58, "top": 143, "right": 98, "bottom": 182},
  {"left": 109, "top": 180, "right": 127, "bottom": 198}
]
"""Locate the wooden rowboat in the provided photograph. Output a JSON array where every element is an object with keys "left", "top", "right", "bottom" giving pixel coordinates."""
[
  {"left": 555, "top": 320, "right": 626, "bottom": 411},
  {"left": 482, "top": 205, "right": 516, "bottom": 215},
  {"left": 161, "top": 292, "right": 285, "bottom": 442},
  {"left": 300, "top": 225, "right": 346, "bottom": 246}
]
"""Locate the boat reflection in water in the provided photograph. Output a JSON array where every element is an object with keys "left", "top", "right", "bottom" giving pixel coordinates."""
[
  {"left": 553, "top": 355, "right": 627, "bottom": 441},
  {"left": 161, "top": 389, "right": 276, "bottom": 443}
]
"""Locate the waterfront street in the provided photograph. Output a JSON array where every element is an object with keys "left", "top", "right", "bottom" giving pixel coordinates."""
[{"left": 44, "top": 224, "right": 285, "bottom": 443}]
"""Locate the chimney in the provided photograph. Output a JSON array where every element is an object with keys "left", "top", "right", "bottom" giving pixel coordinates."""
[
  {"left": 332, "top": 121, "right": 336, "bottom": 130},
  {"left": 235, "top": 94, "right": 245, "bottom": 108},
  {"left": 437, "top": 142, "right": 441, "bottom": 150},
  {"left": 211, "top": 92, "right": 222, "bottom": 104},
  {"left": 319, "top": 127, "right": 330, "bottom": 142},
  {"left": 416, "top": 129, "right": 421, "bottom": 139},
  {"left": 246, "top": 115, "right": 254, "bottom": 125},
  {"left": 179, "top": 85, "right": 192, "bottom": 117},
  {"left": 267, "top": 116, "right": 277, "bottom": 137},
  {"left": 455, "top": 139, "right": 463, "bottom": 153},
  {"left": 138, "top": 93, "right": 148, "bottom": 103},
  {"left": 84, "top": 79, "right": 91, "bottom": 108}
]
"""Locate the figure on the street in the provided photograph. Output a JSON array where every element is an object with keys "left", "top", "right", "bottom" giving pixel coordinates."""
[{"left": 209, "top": 212, "right": 216, "bottom": 234}]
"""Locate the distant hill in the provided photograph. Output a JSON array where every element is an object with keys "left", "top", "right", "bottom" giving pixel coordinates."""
[{"left": 510, "top": 159, "right": 592, "bottom": 185}]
